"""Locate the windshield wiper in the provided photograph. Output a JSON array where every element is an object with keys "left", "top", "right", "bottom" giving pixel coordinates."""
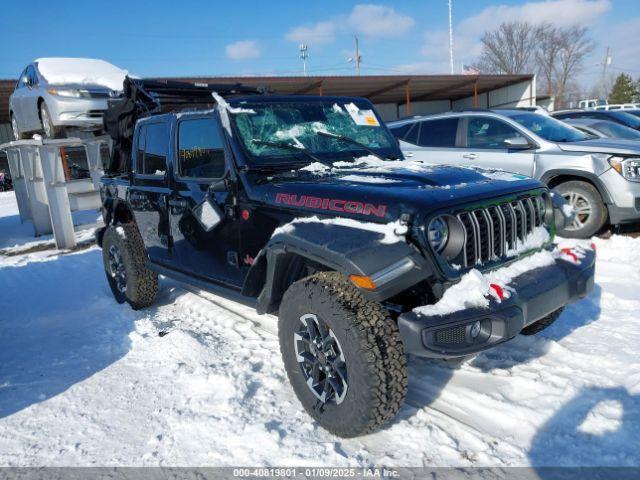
[
  {"left": 250, "top": 139, "right": 332, "bottom": 167},
  {"left": 316, "top": 131, "right": 399, "bottom": 162}
]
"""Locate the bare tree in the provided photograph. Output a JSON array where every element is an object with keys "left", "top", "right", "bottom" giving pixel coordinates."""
[
  {"left": 476, "top": 21, "right": 541, "bottom": 74},
  {"left": 476, "top": 21, "right": 595, "bottom": 108},
  {"left": 552, "top": 26, "right": 595, "bottom": 107}
]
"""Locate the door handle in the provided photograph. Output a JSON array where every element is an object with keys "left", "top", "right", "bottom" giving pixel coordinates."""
[
  {"left": 462, "top": 153, "right": 478, "bottom": 160},
  {"left": 168, "top": 198, "right": 187, "bottom": 209}
]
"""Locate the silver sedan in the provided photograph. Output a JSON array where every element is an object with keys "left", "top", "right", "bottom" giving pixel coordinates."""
[{"left": 9, "top": 58, "right": 126, "bottom": 139}]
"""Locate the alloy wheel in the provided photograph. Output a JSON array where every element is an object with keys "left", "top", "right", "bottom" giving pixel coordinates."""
[
  {"left": 11, "top": 116, "right": 20, "bottom": 140},
  {"left": 107, "top": 244, "right": 127, "bottom": 294},
  {"left": 41, "top": 106, "right": 52, "bottom": 137},
  {"left": 562, "top": 191, "right": 592, "bottom": 232},
  {"left": 294, "top": 313, "right": 348, "bottom": 405}
]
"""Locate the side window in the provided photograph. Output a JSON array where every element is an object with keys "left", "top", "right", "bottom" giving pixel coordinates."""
[
  {"left": 17, "top": 68, "right": 28, "bottom": 89},
  {"left": 389, "top": 123, "right": 412, "bottom": 140},
  {"left": 417, "top": 118, "right": 459, "bottom": 147},
  {"left": 466, "top": 117, "right": 524, "bottom": 149},
  {"left": 141, "top": 122, "right": 168, "bottom": 176},
  {"left": 26, "top": 66, "right": 37, "bottom": 86},
  {"left": 404, "top": 123, "right": 420, "bottom": 144},
  {"left": 177, "top": 118, "right": 226, "bottom": 179}
]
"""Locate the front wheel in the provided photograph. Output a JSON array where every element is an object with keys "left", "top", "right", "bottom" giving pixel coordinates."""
[
  {"left": 554, "top": 181, "right": 607, "bottom": 238},
  {"left": 101, "top": 224, "right": 158, "bottom": 310},
  {"left": 278, "top": 272, "right": 408, "bottom": 438},
  {"left": 40, "top": 102, "right": 64, "bottom": 138}
]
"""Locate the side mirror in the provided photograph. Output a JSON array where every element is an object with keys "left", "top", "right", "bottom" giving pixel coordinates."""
[{"left": 504, "top": 137, "right": 531, "bottom": 149}]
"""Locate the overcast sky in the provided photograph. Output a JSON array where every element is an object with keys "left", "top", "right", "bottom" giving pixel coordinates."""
[{"left": 1, "top": 0, "right": 638, "bottom": 90}]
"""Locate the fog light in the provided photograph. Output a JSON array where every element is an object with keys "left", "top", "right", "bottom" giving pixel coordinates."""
[{"left": 470, "top": 321, "right": 481, "bottom": 339}]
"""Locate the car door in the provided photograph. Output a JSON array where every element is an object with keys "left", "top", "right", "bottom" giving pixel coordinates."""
[
  {"left": 166, "top": 115, "right": 244, "bottom": 289},
  {"left": 397, "top": 117, "right": 464, "bottom": 164},
  {"left": 23, "top": 65, "right": 41, "bottom": 131},
  {"left": 457, "top": 115, "right": 536, "bottom": 176},
  {"left": 11, "top": 69, "right": 30, "bottom": 132},
  {"left": 129, "top": 120, "right": 173, "bottom": 264}
]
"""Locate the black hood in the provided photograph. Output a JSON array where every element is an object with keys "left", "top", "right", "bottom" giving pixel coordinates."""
[{"left": 248, "top": 161, "right": 544, "bottom": 223}]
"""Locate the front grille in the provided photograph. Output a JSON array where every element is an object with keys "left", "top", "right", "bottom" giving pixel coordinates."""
[
  {"left": 435, "top": 325, "right": 467, "bottom": 345},
  {"left": 456, "top": 194, "right": 547, "bottom": 269}
]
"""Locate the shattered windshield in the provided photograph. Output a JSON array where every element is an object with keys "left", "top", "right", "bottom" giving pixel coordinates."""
[{"left": 229, "top": 99, "right": 400, "bottom": 164}]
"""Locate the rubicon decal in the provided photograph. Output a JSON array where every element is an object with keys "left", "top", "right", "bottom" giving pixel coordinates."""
[{"left": 274, "top": 193, "right": 387, "bottom": 218}]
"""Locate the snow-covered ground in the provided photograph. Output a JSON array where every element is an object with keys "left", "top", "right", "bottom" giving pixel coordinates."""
[{"left": 0, "top": 190, "right": 638, "bottom": 467}]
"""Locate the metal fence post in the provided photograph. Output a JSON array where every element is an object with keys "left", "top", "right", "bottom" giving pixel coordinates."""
[
  {"left": 18, "top": 144, "right": 53, "bottom": 236},
  {"left": 5, "top": 147, "right": 32, "bottom": 223},
  {"left": 39, "top": 145, "right": 76, "bottom": 249}
]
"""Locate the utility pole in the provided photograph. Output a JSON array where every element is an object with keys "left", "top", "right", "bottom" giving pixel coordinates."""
[
  {"left": 600, "top": 46, "right": 611, "bottom": 99},
  {"left": 299, "top": 43, "right": 308, "bottom": 77},
  {"left": 354, "top": 36, "right": 362, "bottom": 75},
  {"left": 448, "top": 0, "right": 454, "bottom": 75}
]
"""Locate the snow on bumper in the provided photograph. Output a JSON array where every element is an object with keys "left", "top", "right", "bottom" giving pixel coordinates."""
[{"left": 398, "top": 245, "right": 596, "bottom": 358}]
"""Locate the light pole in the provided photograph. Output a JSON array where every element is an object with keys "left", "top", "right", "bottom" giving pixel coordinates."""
[
  {"left": 299, "top": 43, "right": 308, "bottom": 76},
  {"left": 448, "top": 0, "right": 454, "bottom": 75}
]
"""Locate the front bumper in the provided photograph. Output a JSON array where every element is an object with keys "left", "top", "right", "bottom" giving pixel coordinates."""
[
  {"left": 398, "top": 249, "right": 596, "bottom": 358},
  {"left": 45, "top": 94, "right": 108, "bottom": 129},
  {"left": 599, "top": 169, "right": 640, "bottom": 224}
]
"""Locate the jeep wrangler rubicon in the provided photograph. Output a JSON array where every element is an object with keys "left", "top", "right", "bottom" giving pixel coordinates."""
[{"left": 97, "top": 78, "right": 596, "bottom": 437}]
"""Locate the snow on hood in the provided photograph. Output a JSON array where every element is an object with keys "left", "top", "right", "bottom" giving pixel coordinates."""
[
  {"left": 273, "top": 215, "right": 407, "bottom": 245},
  {"left": 35, "top": 58, "right": 128, "bottom": 91}
]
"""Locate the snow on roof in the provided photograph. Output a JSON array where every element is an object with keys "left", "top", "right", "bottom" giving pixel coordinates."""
[{"left": 35, "top": 58, "right": 128, "bottom": 91}]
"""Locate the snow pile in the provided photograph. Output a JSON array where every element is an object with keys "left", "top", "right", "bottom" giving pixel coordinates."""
[
  {"left": 413, "top": 249, "right": 558, "bottom": 317},
  {"left": 338, "top": 175, "right": 399, "bottom": 184},
  {"left": 273, "top": 215, "right": 406, "bottom": 245},
  {"left": 1, "top": 191, "right": 639, "bottom": 467},
  {"left": 505, "top": 226, "right": 551, "bottom": 257},
  {"left": 35, "top": 58, "right": 128, "bottom": 91}
]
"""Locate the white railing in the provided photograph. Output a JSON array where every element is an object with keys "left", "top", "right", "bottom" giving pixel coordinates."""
[{"left": 0, "top": 136, "right": 111, "bottom": 249}]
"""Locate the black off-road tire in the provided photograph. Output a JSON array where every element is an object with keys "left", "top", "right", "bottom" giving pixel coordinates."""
[
  {"left": 554, "top": 181, "right": 607, "bottom": 238},
  {"left": 102, "top": 224, "right": 158, "bottom": 310},
  {"left": 520, "top": 307, "right": 564, "bottom": 335},
  {"left": 278, "top": 271, "right": 408, "bottom": 438}
]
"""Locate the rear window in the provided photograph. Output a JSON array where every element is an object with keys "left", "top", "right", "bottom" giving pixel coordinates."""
[
  {"left": 138, "top": 122, "right": 168, "bottom": 176},
  {"left": 417, "top": 118, "right": 459, "bottom": 147}
]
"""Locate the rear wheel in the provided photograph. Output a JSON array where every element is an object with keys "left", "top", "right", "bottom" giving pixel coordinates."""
[
  {"left": 555, "top": 181, "right": 607, "bottom": 238},
  {"left": 102, "top": 224, "right": 158, "bottom": 310},
  {"left": 520, "top": 307, "right": 564, "bottom": 335},
  {"left": 278, "top": 271, "right": 408, "bottom": 437},
  {"left": 11, "top": 113, "right": 28, "bottom": 140},
  {"left": 40, "top": 102, "right": 64, "bottom": 138}
]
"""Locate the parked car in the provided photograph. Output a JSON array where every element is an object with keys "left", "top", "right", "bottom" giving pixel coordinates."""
[
  {"left": 390, "top": 110, "right": 640, "bottom": 238},
  {"left": 564, "top": 118, "right": 640, "bottom": 141},
  {"left": 98, "top": 78, "right": 590, "bottom": 438},
  {"left": 552, "top": 109, "right": 640, "bottom": 131},
  {"left": 593, "top": 103, "right": 640, "bottom": 110},
  {"left": 9, "top": 58, "right": 127, "bottom": 140}
]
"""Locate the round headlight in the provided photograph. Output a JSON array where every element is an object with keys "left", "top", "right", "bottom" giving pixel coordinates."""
[
  {"left": 427, "top": 216, "right": 449, "bottom": 253},
  {"left": 426, "top": 215, "right": 466, "bottom": 261}
]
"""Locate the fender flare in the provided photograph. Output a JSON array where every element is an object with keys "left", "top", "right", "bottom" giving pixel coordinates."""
[
  {"left": 540, "top": 169, "right": 613, "bottom": 204},
  {"left": 242, "top": 222, "right": 433, "bottom": 315}
]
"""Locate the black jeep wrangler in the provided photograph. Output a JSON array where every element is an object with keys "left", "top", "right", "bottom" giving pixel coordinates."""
[{"left": 98, "top": 79, "right": 595, "bottom": 437}]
